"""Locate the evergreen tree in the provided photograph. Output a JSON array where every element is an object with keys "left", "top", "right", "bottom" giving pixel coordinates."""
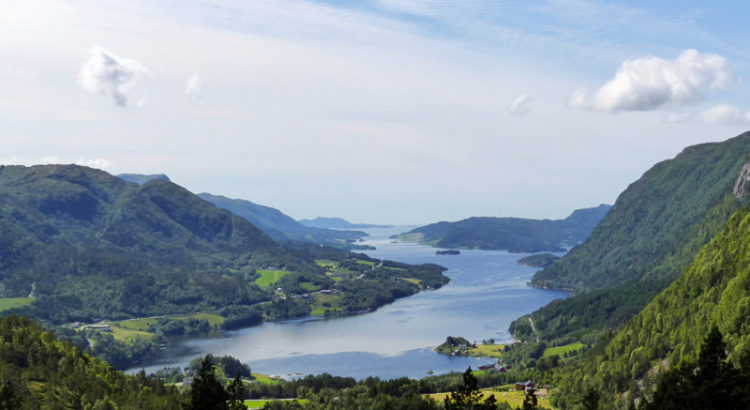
[
  {"left": 641, "top": 327, "right": 750, "bottom": 410},
  {"left": 522, "top": 387, "right": 538, "bottom": 410},
  {"left": 190, "top": 354, "right": 228, "bottom": 410},
  {"left": 227, "top": 375, "right": 246, "bottom": 410},
  {"left": 581, "top": 387, "right": 599, "bottom": 410},
  {"left": 444, "top": 367, "right": 497, "bottom": 410}
]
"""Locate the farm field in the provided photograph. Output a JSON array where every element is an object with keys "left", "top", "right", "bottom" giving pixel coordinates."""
[{"left": 0, "top": 297, "right": 34, "bottom": 312}]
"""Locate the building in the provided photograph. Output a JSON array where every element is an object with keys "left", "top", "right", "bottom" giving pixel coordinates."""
[{"left": 514, "top": 380, "right": 535, "bottom": 391}]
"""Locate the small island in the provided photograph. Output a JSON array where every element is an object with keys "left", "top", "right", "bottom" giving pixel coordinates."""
[
  {"left": 434, "top": 336, "right": 505, "bottom": 359},
  {"left": 436, "top": 249, "right": 461, "bottom": 255},
  {"left": 516, "top": 253, "right": 560, "bottom": 268}
]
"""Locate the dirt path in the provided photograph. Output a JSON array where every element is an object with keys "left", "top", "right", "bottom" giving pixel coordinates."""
[{"left": 528, "top": 317, "right": 539, "bottom": 342}]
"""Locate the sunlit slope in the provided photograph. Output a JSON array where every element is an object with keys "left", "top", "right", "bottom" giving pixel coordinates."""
[
  {"left": 513, "top": 131, "right": 750, "bottom": 343},
  {"left": 553, "top": 206, "right": 750, "bottom": 408}
]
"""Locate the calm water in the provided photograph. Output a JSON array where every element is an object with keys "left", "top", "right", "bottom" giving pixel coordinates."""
[{"left": 129, "top": 227, "right": 568, "bottom": 379}]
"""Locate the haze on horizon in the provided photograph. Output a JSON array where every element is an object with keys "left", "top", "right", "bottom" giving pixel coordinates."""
[{"left": 2, "top": 0, "right": 750, "bottom": 225}]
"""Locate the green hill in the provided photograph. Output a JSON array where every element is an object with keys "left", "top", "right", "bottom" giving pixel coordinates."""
[
  {"left": 393, "top": 204, "right": 611, "bottom": 253},
  {"left": 512, "top": 132, "right": 750, "bottom": 344},
  {"left": 198, "top": 193, "right": 366, "bottom": 247},
  {"left": 0, "top": 164, "right": 317, "bottom": 322},
  {"left": 0, "top": 315, "right": 186, "bottom": 409},
  {"left": 552, "top": 206, "right": 750, "bottom": 408}
]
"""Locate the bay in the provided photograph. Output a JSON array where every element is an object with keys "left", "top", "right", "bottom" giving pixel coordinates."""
[{"left": 129, "top": 226, "right": 568, "bottom": 379}]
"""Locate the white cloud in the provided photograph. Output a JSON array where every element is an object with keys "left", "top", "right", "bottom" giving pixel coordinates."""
[
  {"left": 667, "top": 104, "right": 750, "bottom": 124},
  {"left": 507, "top": 93, "right": 532, "bottom": 115},
  {"left": 28, "top": 157, "right": 114, "bottom": 169},
  {"left": 185, "top": 73, "right": 203, "bottom": 96},
  {"left": 76, "top": 158, "right": 114, "bottom": 169},
  {"left": 78, "top": 46, "right": 148, "bottom": 107},
  {"left": 570, "top": 49, "right": 732, "bottom": 112}
]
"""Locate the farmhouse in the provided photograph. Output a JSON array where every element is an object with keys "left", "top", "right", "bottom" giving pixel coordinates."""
[{"left": 514, "top": 380, "right": 535, "bottom": 391}]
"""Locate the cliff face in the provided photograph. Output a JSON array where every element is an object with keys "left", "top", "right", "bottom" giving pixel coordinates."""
[{"left": 732, "top": 162, "right": 750, "bottom": 200}]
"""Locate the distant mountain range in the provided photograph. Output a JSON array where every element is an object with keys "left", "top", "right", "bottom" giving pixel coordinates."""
[
  {"left": 392, "top": 204, "right": 611, "bottom": 253},
  {"left": 116, "top": 174, "right": 368, "bottom": 249},
  {"left": 298, "top": 217, "right": 392, "bottom": 229},
  {"left": 198, "top": 193, "right": 367, "bottom": 247}
]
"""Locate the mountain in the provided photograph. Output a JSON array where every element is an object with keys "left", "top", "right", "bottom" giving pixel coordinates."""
[
  {"left": 0, "top": 165, "right": 449, "bottom": 369},
  {"left": 511, "top": 132, "right": 750, "bottom": 345},
  {"left": 116, "top": 173, "right": 171, "bottom": 184},
  {"left": 0, "top": 164, "right": 316, "bottom": 322},
  {"left": 392, "top": 204, "right": 611, "bottom": 253},
  {"left": 198, "top": 193, "right": 366, "bottom": 246},
  {"left": 298, "top": 216, "right": 392, "bottom": 229},
  {"left": 552, "top": 206, "right": 750, "bottom": 408}
]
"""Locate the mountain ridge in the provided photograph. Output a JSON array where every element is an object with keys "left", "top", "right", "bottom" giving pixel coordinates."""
[
  {"left": 0, "top": 164, "right": 313, "bottom": 322},
  {"left": 552, "top": 205, "right": 750, "bottom": 408},
  {"left": 393, "top": 204, "right": 611, "bottom": 253},
  {"left": 198, "top": 193, "right": 367, "bottom": 247},
  {"left": 510, "top": 132, "right": 750, "bottom": 347},
  {"left": 298, "top": 216, "right": 392, "bottom": 229}
]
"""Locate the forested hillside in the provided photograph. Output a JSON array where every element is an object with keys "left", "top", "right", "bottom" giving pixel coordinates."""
[
  {"left": 513, "top": 132, "right": 750, "bottom": 344},
  {"left": 551, "top": 206, "right": 750, "bottom": 409},
  {"left": 0, "top": 315, "right": 186, "bottom": 409},
  {"left": 393, "top": 204, "right": 610, "bottom": 253},
  {"left": 0, "top": 164, "right": 316, "bottom": 322}
]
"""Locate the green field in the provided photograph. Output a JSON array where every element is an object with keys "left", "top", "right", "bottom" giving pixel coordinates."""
[
  {"left": 356, "top": 260, "right": 375, "bottom": 267},
  {"left": 244, "top": 399, "right": 271, "bottom": 408},
  {"left": 315, "top": 259, "right": 338, "bottom": 270},
  {"left": 255, "top": 270, "right": 289, "bottom": 288},
  {"left": 250, "top": 373, "right": 279, "bottom": 385},
  {"left": 244, "top": 399, "right": 307, "bottom": 409},
  {"left": 435, "top": 342, "right": 505, "bottom": 359},
  {"left": 0, "top": 297, "right": 34, "bottom": 312},
  {"left": 470, "top": 343, "right": 505, "bottom": 359},
  {"left": 172, "top": 312, "right": 225, "bottom": 327},
  {"left": 115, "top": 317, "right": 159, "bottom": 331},
  {"left": 402, "top": 277, "right": 422, "bottom": 285},
  {"left": 115, "top": 312, "right": 225, "bottom": 332},
  {"left": 310, "top": 293, "right": 343, "bottom": 315},
  {"left": 109, "top": 326, "right": 156, "bottom": 343},
  {"left": 300, "top": 282, "right": 320, "bottom": 291},
  {"left": 427, "top": 386, "right": 552, "bottom": 409},
  {"left": 543, "top": 342, "right": 584, "bottom": 358}
]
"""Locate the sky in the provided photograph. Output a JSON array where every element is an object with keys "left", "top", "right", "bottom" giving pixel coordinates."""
[{"left": 2, "top": 0, "right": 750, "bottom": 225}]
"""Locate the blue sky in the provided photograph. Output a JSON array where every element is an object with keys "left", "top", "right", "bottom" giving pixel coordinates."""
[{"left": 1, "top": 0, "right": 749, "bottom": 224}]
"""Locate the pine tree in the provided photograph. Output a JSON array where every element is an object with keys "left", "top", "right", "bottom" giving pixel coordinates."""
[
  {"left": 522, "top": 387, "right": 538, "bottom": 410},
  {"left": 227, "top": 375, "right": 245, "bottom": 410},
  {"left": 444, "top": 367, "right": 497, "bottom": 410},
  {"left": 190, "top": 354, "right": 228, "bottom": 410},
  {"left": 581, "top": 387, "right": 599, "bottom": 410}
]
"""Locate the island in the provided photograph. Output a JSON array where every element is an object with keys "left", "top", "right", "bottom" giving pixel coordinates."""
[
  {"left": 436, "top": 249, "right": 461, "bottom": 255},
  {"left": 516, "top": 253, "right": 560, "bottom": 268},
  {"left": 434, "top": 336, "right": 505, "bottom": 359}
]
